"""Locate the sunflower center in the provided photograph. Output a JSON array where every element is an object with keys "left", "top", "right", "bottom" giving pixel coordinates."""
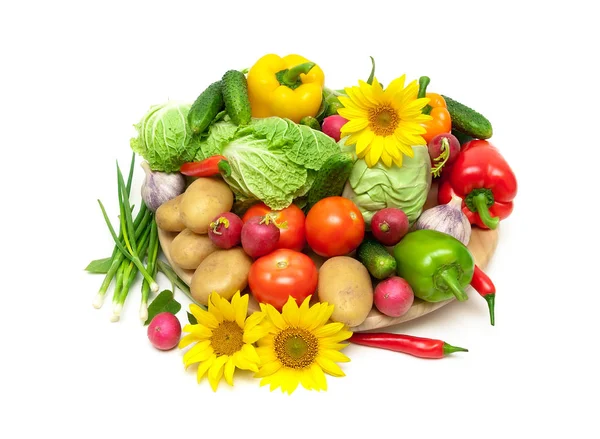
[
  {"left": 274, "top": 327, "right": 318, "bottom": 369},
  {"left": 368, "top": 105, "right": 399, "bottom": 136},
  {"left": 210, "top": 321, "right": 244, "bottom": 356}
]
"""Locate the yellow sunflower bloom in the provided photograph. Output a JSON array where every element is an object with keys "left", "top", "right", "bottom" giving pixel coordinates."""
[
  {"left": 338, "top": 76, "right": 432, "bottom": 168},
  {"left": 178, "top": 291, "right": 267, "bottom": 391},
  {"left": 254, "top": 296, "right": 352, "bottom": 394}
]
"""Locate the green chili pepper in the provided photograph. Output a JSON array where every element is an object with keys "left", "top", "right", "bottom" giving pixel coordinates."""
[{"left": 393, "top": 229, "right": 474, "bottom": 302}]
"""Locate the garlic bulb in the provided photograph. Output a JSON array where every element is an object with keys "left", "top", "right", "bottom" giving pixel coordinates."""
[
  {"left": 140, "top": 161, "right": 186, "bottom": 212},
  {"left": 414, "top": 194, "right": 472, "bottom": 245}
]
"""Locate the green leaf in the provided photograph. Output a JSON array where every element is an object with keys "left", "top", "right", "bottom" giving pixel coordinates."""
[
  {"left": 187, "top": 312, "right": 198, "bottom": 325},
  {"left": 144, "top": 290, "right": 181, "bottom": 325},
  {"left": 85, "top": 257, "right": 112, "bottom": 274}
]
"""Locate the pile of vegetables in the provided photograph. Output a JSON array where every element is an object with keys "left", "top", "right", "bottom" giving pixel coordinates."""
[{"left": 86, "top": 53, "right": 518, "bottom": 390}]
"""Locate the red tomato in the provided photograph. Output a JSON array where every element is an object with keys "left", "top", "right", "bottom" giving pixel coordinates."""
[
  {"left": 248, "top": 249, "right": 318, "bottom": 311},
  {"left": 242, "top": 203, "right": 306, "bottom": 252},
  {"left": 305, "top": 196, "right": 365, "bottom": 257}
]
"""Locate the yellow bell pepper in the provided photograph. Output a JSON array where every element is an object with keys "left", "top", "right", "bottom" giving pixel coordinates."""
[{"left": 247, "top": 54, "right": 325, "bottom": 123}]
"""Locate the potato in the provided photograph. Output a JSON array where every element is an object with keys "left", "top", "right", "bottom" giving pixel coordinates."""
[
  {"left": 190, "top": 247, "right": 252, "bottom": 305},
  {"left": 317, "top": 256, "right": 373, "bottom": 327},
  {"left": 170, "top": 228, "right": 219, "bottom": 270},
  {"left": 179, "top": 177, "right": 233, "bottom": 234},
  {"left": 155, "top": 194, "right": 185, "bottom": 232}
]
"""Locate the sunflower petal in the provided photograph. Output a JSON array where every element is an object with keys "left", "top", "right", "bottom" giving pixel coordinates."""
[
  {"left": 380, "top": 149, "right": 393, "bottom": 167},
  {"left": 241, "top": 343, "right": 261, "bottom": 365},
  {"left": 243, "top": 325, "right": 269, "bottom": 344},
  {"left": 196, "top": 354, "right": 215, "bottom": 383},
  {"left": 183, "top": 324, "right": 212, "bottom": 339},
  {"left": 298, "top": 295, "right": 312, "bottom": 321},
  {"left": 321, "top": 329, "right": 353, "bottom": 344},
  {"left": 310, "top": 363, "right": 328, "bottom": 391},
  {"left": 232, "top": 293, "right": 249, "bottom": 328},
  {"left": 282, "top": 297, "right": 300, "bottom": 327},
  {"left": 223, "top": 357, "right": 236, "bottom": 386},
  {"left": 178, "top": 333, "right": 197, "bottom": 350},
  {"left": 207, "top": 355, "right": 228, "bottom": 391},
  {"left": 355, "top": 129, "right": 374, "bottom": 155},
  {"left": 319, "top": 348, "right": 351, "bottom": 363},
  {"left": 313, "top": 322, "right": 346, "bottom": 338},
  {"left": 207, "top": 296, "right": 224, "bottom": 322},
  {"left": 244, "top": 311, "right": 265, "bottom": 332},
  {"left": 300, "top": 368, "right": 318, "bottom": 391},
  {"left": 384, "top": 74, "right": 406, "bottom": 97},
  {"left": 366, "top": 136, "right": 384, "bottom": 167},
  {"left": 254, "top": 360, "right": 282, "bottom": 378},
  {"left": 189, "top": 305, "right": 220, "bottom": 329},
  {"left": 340, "top": 117, "right": 369, "bottom": 134},
  {"left": 255, "top": 344, "right": 278, "bottom": 364},
  {"left": 358, "top": 80, "right": 380, "bottom": 106},
  {"left": 338, "top": 106, "right": 367, "bottom": 120},
  {"left": 345, "top": 86, "right": 372, "bottom": 110},
  {"left": 183, "top": 341, "right": 213, "bottom": 367},
  {"left": 316, "top": 356, "right": 346, "bottom": 377},
  {"left": 265, "top": 304, "right": 287, "bottom": 330}
]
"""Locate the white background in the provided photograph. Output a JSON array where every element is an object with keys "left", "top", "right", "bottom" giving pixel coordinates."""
[{"left": 2, "top": 1, "right": 599, "bottom": 438}]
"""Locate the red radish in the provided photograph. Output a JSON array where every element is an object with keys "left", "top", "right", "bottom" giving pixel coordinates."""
[
  {"left": 208, "top": 212, "right": 244, "bottom": 249},
  {"left": 428, "top": 133, "right": 461, "bottom": 177},
  {"left": 374, "top": 277, "right": 414, "bottom": 317},
  {"left": 241, "top": 215, "right": 281, "bottom": 258},
  {"left": 321, "top": 115, "right": 348, "bottom": 142},
  {"left": 370, "top": 207, "right": 409, "bottom": 246},
  {"left": 147, "top": 312, "right": 182, "bottom": 351}
]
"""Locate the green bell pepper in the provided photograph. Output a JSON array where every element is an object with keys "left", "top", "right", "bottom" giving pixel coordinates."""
[{"left": 393, "top": 229, "right": 474, "bottom": 302}]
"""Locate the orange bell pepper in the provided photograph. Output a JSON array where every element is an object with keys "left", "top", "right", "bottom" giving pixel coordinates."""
[{"left": 418, "top": 76, "right": 452, "bottom": 143}]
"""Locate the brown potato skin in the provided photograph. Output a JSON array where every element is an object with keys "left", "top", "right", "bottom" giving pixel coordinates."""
[
  {"left": 155, "top": 194, "right": 185, "bottom": 232},
  {"left": 190, "top": 247, "right": 252, "bottom": 305},
  {"left": 170, "top": 228, "right": 219, "bottom": 270},
  {"left": 317, "top": 256, "right": 373, "bottom": 327},
  {"left": 179, "top": 177, "right": 234, "bottom": 234}
]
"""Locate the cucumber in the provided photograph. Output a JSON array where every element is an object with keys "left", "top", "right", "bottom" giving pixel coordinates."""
[
  {"left": 188, "top": 80, "right": 224, "bottom": 135},
  {"left": 306, "top": 152, "right": 356, "bottom": 211},
  {"left": 357, "top": 239, "right": 397, "bottom": 280},
  {"left": 222, "top": 70, "right": 252, "bottom": 126},
  {"left": 442, "top": 95, "right": 493, "bottom": 139}
]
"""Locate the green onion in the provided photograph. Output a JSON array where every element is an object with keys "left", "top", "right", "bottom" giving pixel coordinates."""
[
  {"left": 140, "top": 219, "right": 159, "bottom": 322},
  {"left": 111, "top": 221, "right": 153, "bottom": 322},
  {"left": 156, "top": 259, "right": 206, "bottom": 310}
]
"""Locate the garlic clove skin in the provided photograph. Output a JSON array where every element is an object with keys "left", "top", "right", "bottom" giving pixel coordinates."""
[
  {"left": 414, "top": 195, "right": 471, "bottom": 245},
  {"left": 140, "top": 161, "right": 186, "bottom": 212}
]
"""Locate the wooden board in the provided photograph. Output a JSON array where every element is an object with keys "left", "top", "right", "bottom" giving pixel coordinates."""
[{"left": 157, "top": 184, "right": 499, "bottom": 332}]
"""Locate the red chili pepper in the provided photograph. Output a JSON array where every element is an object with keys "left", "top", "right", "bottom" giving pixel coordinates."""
[
  {"left": 349, "top": 333, "right": 468, "bottom": 359},
  {"left": 438, "top": 140, "right": 517, "bottom": 229},
  {"left": 471, "top": 264, "right": 496, "bottom": 326},
  {"left": 179, "top": 155, "right": 231, "bottom": 177}
]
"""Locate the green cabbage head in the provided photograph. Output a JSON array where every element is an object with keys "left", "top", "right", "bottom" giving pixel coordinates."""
[
  {"left": 130, "top": 101, "right": 199, "bottom": 172},
  {"left": 342, "top": 145, "right": 432, "bottom": 227}
]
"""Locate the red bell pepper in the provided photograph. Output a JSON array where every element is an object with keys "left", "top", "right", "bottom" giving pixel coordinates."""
[{"left": 438, "top": 140, "right": 517, "bottom": 229}]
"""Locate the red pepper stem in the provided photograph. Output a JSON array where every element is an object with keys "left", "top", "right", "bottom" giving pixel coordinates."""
[
  {"left": 439, "top": 269, "right": 468, "bottom": 302},
  {"left": 484, "top": 294, "right": 496, "bottom": 326},
  {"left": 443, "top": 342, "right": 469, "bottom": 356},
  {"left": 472, "top": 192, "right": 500, "bottom": 229},
  {"left": 279, "top": 62, "right": 315, "bottom": 88},
  {"left": 217, "top": 159, "right": 231, "bottom": 177}
]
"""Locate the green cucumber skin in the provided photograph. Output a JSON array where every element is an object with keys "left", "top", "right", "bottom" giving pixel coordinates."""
[
  {"left": 306, "top": 152, "right": 355, "bottom": 211},
  {"left": 357, "top": 239, "right": 397, "bottom": 280},
  {"left": 188, "top": 80, "right": 224, "bottom": 135},
  {"left": 442, "top": 95, "right": 493, "bottom": 139},
  {"left": 222, "top": 70, "right": 252, "bottom": 126}
]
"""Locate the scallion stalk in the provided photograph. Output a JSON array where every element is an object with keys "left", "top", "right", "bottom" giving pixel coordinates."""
[{"left": 140, "top": 219, "right": 159, "bottom": 322}]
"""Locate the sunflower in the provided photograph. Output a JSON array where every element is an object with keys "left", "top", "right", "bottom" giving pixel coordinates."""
[
  {"left": 178, "top": 291, "right": 267, "bottom": 391},
  {"left": 254, "top": 296, "right": 352, "bottom": 394},
  {"left": 338, "top": 76, "right": 432, "bottom": 168}
]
